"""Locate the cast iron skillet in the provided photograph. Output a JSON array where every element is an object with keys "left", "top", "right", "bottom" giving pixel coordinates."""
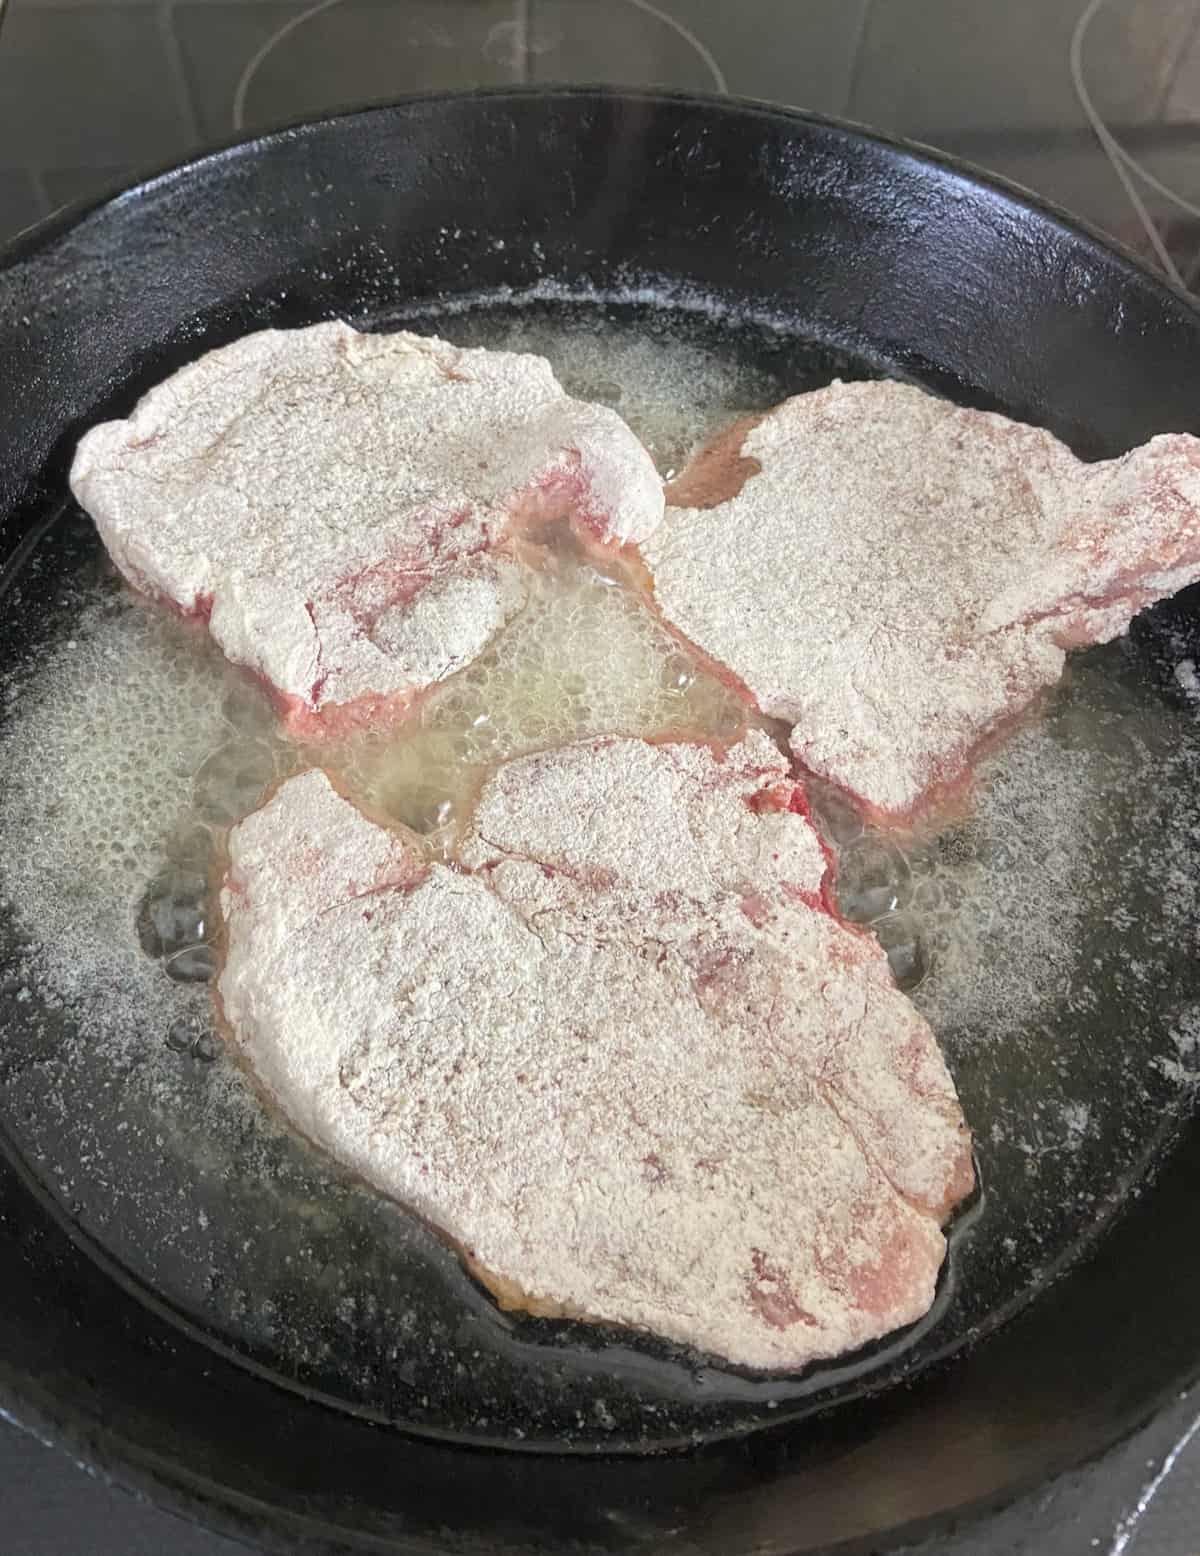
[{"left": 1, "top": 89, "right": 1200, "bottom": 1555}]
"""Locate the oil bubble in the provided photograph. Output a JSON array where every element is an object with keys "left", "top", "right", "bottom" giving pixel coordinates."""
[
  {"left": 221, "top": 680, "right": 275, "bottom": 735},
  {"left": 165, "top": 1014, "right": 223, "bottom": 1059},
  {"left": 138, "top": 868, "right": 209, "bottom": 959},
  {"left": 193, "top": 740, "right": 275, "bottom": 826},
  {"left": 165, "top": 1016, "right": 199, "bottom": 1053},
  {"left": 835, "top": 836, "right": 911, "bottom": 923},
  {"left": 806, "top": 780, "right": 863, "bottom": 852},
  {"left": 165, "top": 944, "right": 219, "bottom": 984},
  {"left": 873, "top": 913, "right": 929, "bottom": 991}
]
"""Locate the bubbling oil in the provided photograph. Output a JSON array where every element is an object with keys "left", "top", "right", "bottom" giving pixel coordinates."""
[
  {"left": 331, "top": 545, "right": 747, "bottom": 847},
  {"left": 0, "top": 298, "right": 1198, "bottom": 1449},
  {"left": 435, "top": 305, "right": 796, "bottom": 480}
]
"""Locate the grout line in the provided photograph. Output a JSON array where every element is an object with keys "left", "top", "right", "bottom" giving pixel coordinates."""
[
  {"left": 232, "top": 0, "right": 342, "bottom": 132},
  {"left": 26, "top": 167, "right": 49, "bottom": 217},
  {"left": 841, "top": 0, "right": 876, "bottom": 116},
  {"left": 0, "top": 0, "right": 318, "bottom": 6},
  {"left": 621, "top": 0, "right": 727, "bottom": 93},
  {"left": 0, "top": 0, "right": 188, "bottom": 7},
  {"left": 516, "top": 0, "right": 530, "bottom": 85},
  {"left": 158, "top": 1, "right": 203, "bottom": 147},
  {"left": 28, "top": 168, "right": 52, "bottom": 216},
  {"left": 1150, "top": 0, "right": 1200, "bottom": 119}
]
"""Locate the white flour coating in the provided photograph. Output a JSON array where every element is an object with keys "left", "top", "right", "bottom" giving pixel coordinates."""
[
  {"left": 219, "top": 738, "right": 973, "bottom": 1371},
  {"left": 644, "top": 379, "right": 1200, "bottom": 819},
  {"left": 70, "top": 322, "right": 664, "bottom": 736}
]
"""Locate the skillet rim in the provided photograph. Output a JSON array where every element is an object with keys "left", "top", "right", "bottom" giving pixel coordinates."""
[
  {"left": 1, "top": 83, "right": 1199, "bottom": 1554},
  {"left": 3, "top": 82, "right": 1200, "bottom": 324}
]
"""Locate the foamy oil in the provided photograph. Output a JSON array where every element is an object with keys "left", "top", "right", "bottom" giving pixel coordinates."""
[{"left": 0, "top": 297, "right": 1197, "bottom": 1449}]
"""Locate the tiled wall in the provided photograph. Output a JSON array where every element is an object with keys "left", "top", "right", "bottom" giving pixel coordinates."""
[{"left": 2, "top": 0, "right": 1200, "bottom": 272}]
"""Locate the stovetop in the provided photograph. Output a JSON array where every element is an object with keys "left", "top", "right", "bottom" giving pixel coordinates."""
[
  {"left": 4, "top": 0, "right": 1200, "bottom": 281},
  {"left": 1, "top": 1, "right": 1200, "bottom": 1552}
]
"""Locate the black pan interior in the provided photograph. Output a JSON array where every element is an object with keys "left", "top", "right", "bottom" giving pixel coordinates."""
[{"left": 1, "top": 91, "right": 1200, "bottom": 1553}]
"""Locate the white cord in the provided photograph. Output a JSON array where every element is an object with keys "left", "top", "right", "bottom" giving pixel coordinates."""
[
  {"left": 232, "top": 0, "right": 345, "bottom": 132},
  {"left": 231, "top": 0, "right": 727, "bottom": 134},
  {"left": 619, "top": 0, "right": 728, "bottom": 94},
  {"left": 1069, "top": 0, "right": 1189, "bottom": 289}
]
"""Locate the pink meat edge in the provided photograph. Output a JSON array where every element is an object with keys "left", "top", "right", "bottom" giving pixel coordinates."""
[
  {"left": 275, "top": 465, "right": 665, "bottom": 740},
  {"left": 798, "top": 684, "right": 1062, "bottom": 838},
  {"left": 641, "top": 492, "right": 1013, "bottom": 836},
  {"left": 211, "top": 754, "right": 972, "bottom": 1358},
  {"left": 649, "top": 410, "right": 1029, "bottom": 835},
  {"left": 655, "top": 402, "right": 1200, "bottom": 832}
]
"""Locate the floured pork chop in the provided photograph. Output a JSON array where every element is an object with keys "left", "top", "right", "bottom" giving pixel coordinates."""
[
  {"left": 218, "top": 734, "right": 973, "bottom": 1370},
  {"left": 70, "top": 322, "right": 663, "bottom": 738},
  {"left": 645, "top": 379, "right": 1200, "bottom": 821}
]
